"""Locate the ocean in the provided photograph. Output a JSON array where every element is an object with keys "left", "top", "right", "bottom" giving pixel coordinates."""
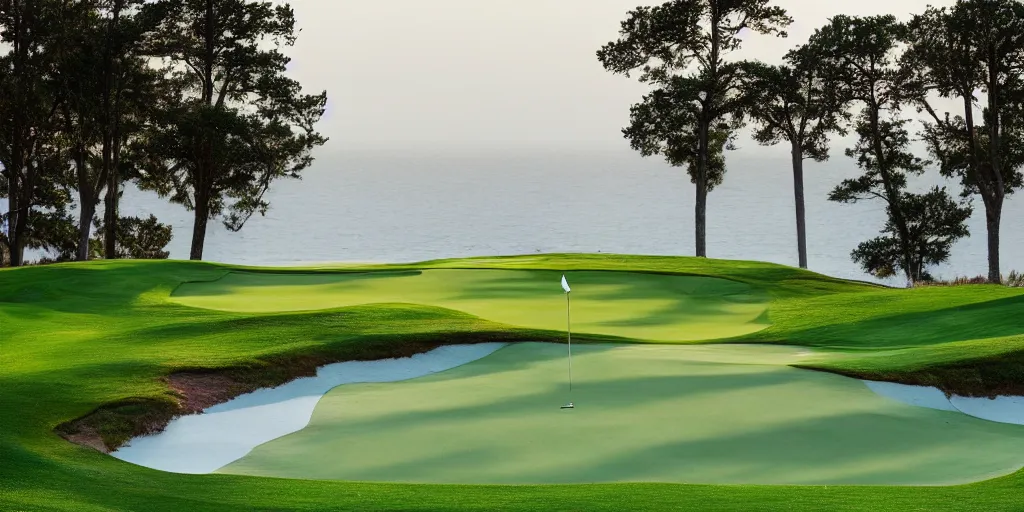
[{"left": 108, "top": 147, "right": 1022, "bottom": 286}]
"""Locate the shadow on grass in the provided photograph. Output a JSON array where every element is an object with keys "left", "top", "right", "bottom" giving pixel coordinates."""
[
  {"left": 170, "top": 270, "right": 426, "bottom": 298},
  {"left": 248, "top": 385, "right": 1024, "bottom": 485},
  {"left": 287, "top": 365, "right": 799, "bottom": 435},
  {"left": 0, "top": 263, "right": 229, "bottom": 313},
  {"left": 786, "top": 294, "right": 1024, "bottom": 348},
  {"left": 432, "top": 270, "right": 770, "bottom": 334},
  {"left": 511, "top": 411, "right": 1024, "bottom": 486}
]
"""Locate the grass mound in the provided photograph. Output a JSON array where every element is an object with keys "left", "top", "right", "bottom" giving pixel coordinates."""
[{"left": 170, "top": 269, "right": 770, "bottom": 341}]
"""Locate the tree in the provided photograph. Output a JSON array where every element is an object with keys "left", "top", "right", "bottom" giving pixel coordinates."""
[
  {"left": 18, "top": 142, "right": 78, "bottom": 264},
  {"left": 904, "top": 0, "right": 1024, "bottom": 283},
  {"left": 845, "top": 187, "right": 972, "bottom": 282},
  {"left": 829, "top": 115, "right": 972, "bottom": 283},
  {"left": 0, "top": 0, "right": 67, "bottom": 266},
  {"left": 597, "top": 0, "right": 791, "bottom": 257},
  {"left": 31, "top": 0, "right": 166, "bottom": 263},
  {"left": 807, "top": 15, "right": 934, "bottom": 283},
  {"left": 738, "top": 50, "right": 849, "bottom": 269},
  {"left": 91, "top": 214, "right": 172, "bottom": 259},
  {"left": 25, "top": 209, "right": 78, "bottom": 263},
  {"left": 51, "top": 1, "right": 106, "bottom": 261},
  {"left": 96, "top": 0, "right": 166, "bottom": 260},
  {"left": 623, "top": 75, "right": 737, "bottom": 213},
  {"left": 140, "top": 0, "right": 327, "bottom": 261}
]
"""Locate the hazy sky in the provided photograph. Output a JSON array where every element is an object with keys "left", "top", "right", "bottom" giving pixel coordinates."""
[{"left": 286, "top": 0, "right": 957, "bottom": 152}]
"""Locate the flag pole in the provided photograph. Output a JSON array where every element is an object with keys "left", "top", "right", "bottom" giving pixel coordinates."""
[
  {"left": 567, "top": 290, "right": 572, "bottom": 394},
  {"left": 560, "top": 274, "right": 574, "bottom": 409}
]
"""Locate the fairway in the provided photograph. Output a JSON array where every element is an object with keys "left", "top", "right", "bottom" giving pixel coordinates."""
[
  {"left": 170, "top": 269, "right": 770, "bottom": 341},
  {"left": 219, "top": 343, "right": 1024, "bottom": 485}
]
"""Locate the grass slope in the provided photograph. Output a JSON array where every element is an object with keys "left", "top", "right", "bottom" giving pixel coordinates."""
[{"left": 2, "top": 254, "right": 1024, "bottom": 511}]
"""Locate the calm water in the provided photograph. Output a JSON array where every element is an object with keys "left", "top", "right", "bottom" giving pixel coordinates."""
[{"left": 101, "top": 148, "right": 1021, "bottom": 285}]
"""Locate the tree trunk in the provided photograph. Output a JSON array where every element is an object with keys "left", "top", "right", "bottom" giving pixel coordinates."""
[
  {"left": 791, "top": 142, "right": 808, "bottom": 269},
  {"left": 104, "top": 157, "right": 118, "bottom": 258},
  {"left": 190, "top": 192, "right": 209, "bottom": 260},
  {"left": 694, "top": 5, "right": 720, "bottom": 260},
  {"left": 986, "top": 197, "right": 1003, "bottom": 284},
  {"left": 102, "top": 148, "right": 115, "bottom": 258},
  {"left": 101, "top": 1, "right": 124, "bottom": 259},
  {"left": 695, "top": 179, "right": 707, "bottom": 258},
  {"left": 8, "top": 1, "right": 25, "bottom": 267},
  {"left": 77, "top": 198, "right": 96, "bottom": 261},
  {"left": 186, "top": 0, "right": 217, "bottom": 262},
  {"left": 6, "top": 169, "right": 20, "bottom": 267},
  {"left": 867, "top": 107, "right": 913, "bottom": 282},
  {"left": 10, "top": 214, "right": 26, "bottom": 266},
  {"left": 6, "top": 201, "right": 22, "bottom": 267},
  {"left": 75, "top": 148, "right": 94, "bottom": 261},
  {"left": 7, "top": 128, "right": 22, "bottom": 266},
  {"left": 985, "top": 49, "right": 1006, "bottom": 284},
  {"left": 695, "top": 120, "right": 709, "bottom": 258},
  {"left": 13, "top": 161, "right": 32, "bottom": 267}
]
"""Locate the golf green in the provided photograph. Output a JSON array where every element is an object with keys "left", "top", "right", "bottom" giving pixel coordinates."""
[
  {"left": 170, "top": 269, "right": 770, "bottom": 341},
  {"left": 219, "top": 343, "right": 1024, "bottom": 485}
]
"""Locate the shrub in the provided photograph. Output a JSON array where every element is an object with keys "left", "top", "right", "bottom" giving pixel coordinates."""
[{"left": 1007, "top": 270, "right": 1024, "bottom": 288}]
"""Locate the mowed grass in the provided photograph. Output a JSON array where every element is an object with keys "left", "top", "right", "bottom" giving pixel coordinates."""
[
  {"left": 3, "top": 254, "right": 1024, "bottom": 511},
  {"left": 171, "top": 269, "right": 770, "bottom": 341},
  {"left": 221, "top": 343, "right": 1024, "bottom": 486}
]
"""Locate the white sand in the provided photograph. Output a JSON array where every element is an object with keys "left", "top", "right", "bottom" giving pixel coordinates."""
[
  {"left": 863, "top": 380, "right": 1024, "bottom": 425},
  {"left": 950, "top": 395, "right": 1024, "bottom": 425},
  {"left": 862, "top": 381, "right": 959, "bottom": 412},
  {"left": 110, "top": 343, "right": 507, "bottom": 474}
]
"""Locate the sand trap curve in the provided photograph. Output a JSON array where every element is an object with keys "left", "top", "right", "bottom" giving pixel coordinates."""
[
  {"left": 863, "top": 380, "right": 1024, "bottom": 425},
  {"left": 218, "top": 343, "right": 1024, "bottom": 486},
  {"left": 110, "top": 343, "right": 507, "bottom": 474}
]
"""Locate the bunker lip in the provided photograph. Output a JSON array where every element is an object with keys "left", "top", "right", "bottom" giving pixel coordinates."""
[
  {"left": 55, "top": 335, "right": 522, "bottom": 454},
  {"left": 167, "top": 373, "right": 245, "bottom": 414},
  {"left": 107, "top": 343, "right": 509, "bottom": 474},
  {"left": 791, "top": 353, "right": 1024, "bottom": 400}
]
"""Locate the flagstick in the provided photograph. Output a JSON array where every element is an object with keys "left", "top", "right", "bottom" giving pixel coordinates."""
[
  {"left": 560, "top": 274, "right": 574, "bottom": 409},
  {"left": 566, "top": 290, "right": 572, "bottom": 395}
]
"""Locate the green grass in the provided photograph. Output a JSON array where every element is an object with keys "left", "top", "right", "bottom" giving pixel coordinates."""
[
  {"left": 170, "top": 269, "right": 770, "bottom": 341},
  {"left": 3, "top": 254, "right": 1024, "bottom": 511},
  {"left": 221, "top": 343, "right": 1024, "bottom": 486}
]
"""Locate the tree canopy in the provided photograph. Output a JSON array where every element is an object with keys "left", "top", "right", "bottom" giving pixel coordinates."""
[
  {"left": 598, "top": 0, "right": 791, "bottom": 257},
  {"left": 138, "top": 0, "right": 328, "bottom": 260},
  {"left": 904, "top": 0, "right": 1024, "bottom": 282},
  {"left": 737, "top": 49, "right": 849, "bottom": 268}
]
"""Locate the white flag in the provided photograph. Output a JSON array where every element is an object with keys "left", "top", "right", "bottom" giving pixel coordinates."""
[{"left": 561, "top": 274, "right": 571, "bottom": 293}]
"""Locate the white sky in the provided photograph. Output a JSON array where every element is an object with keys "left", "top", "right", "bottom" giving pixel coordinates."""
[{"left": 286, "top": 0, "right": 957, "bottom": 151}]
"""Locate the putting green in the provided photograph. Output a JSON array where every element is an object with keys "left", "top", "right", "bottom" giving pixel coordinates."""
[
  {"left": 219, "top": 343, "right": 1024, "bottom": 485},
  {"left": 170, "top": 270, "right": 769, "bottom": 341}
]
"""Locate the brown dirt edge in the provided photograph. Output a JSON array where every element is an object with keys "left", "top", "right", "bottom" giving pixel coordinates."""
[
  {"left": 54, "top": 330, "right": 548, "bottom": 454},
  {"left": 795, "top": 351, "right": 1024, "bottom": 399}
]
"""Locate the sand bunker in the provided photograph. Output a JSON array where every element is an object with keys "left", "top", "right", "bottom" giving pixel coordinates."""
[
  {"left": 110, "top": 343, "right": 507, "bottom": 474},
  {"left": 863, "top": 380, "right": 1024, "bottom": 425}
]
